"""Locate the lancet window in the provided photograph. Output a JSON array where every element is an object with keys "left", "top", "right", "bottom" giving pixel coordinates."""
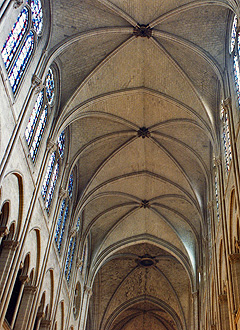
[
  {"left": 1, "top": 0, "right": 43, "bottom": 95},
  {"left": 230, "top": 14, "right": 240, "bottom": 108},
  {"left": 41, "top": 132, "right": 65, "bottom": 213},
  {"left": 65, "top": 217, "right": 80, "bottom": 282},
  {"left": 25, "top": 67, "right": 55, "bottom": 161},
  {"left": 221, "top": 105, "right": 232, "bottom": 173},
  {"left": 215, "top": 174, "right": 220, "bottom": 222},
  {"left": 55, "top": 172, "right": 74, "bottom": 252}
]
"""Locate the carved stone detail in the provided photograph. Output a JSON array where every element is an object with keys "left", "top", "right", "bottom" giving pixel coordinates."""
[
  {"left": 133, "top": 24, "right": 152, "bottom": 38},
  {"left": 46, "top": 139, "right": 57, "bottom": 152},
  {"left": 59, "top": 187, "right": 68, "bottom": 199},
  {"left": 140, "top": 199, "right": 150, "bottom": 208},
  {"left": 218, "top": 293, "right": 227, "bottom": 303},
  {"left": 229, "top": 253, "right": 240, "bottom": 263},
  {"left": 84, "top": 285, "right": 92, "bottom": 297},
  {"left": 12, "top": 0, "right": 23, "bottom": 9},
  {"left": 138, "top": 127, "right": 150, "bottom": 138},
  {"left": 0, "top": 226, "right": 9, "bottom": 238},
  {"left": 32, "top": 74, "right": 44, "bottom": 94}
]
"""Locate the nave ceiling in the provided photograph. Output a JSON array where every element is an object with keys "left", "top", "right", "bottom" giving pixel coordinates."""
[{"left": 41, "top": 0, "right": 237, "bottom": 328}]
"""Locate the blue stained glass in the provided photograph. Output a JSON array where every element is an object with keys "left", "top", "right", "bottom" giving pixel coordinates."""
[
  {"left": 45, "top": 160, "right": 59, "bottom": 211},
  {"left": 221, "top": 106, "right": 232, "bottom": 173},
  {"left": 58, "top": 131, "right": 65, "bottom": 158},
  {"left": 58, "top": 203, "right": 69, "bottom": 251},
  {"left": 55, "top": 199, "right": 66, "bottom": 244},
  {"left": 65, "top": 237, "right": 73, "bottom": 276},
  {"left": 1, "top": 7, "right": 28, "bottom": 70},
  {"left": 42, "top": 152, "right": 56, "bottom": 200},
  {"left": 234, "top": 55, "right": 240, "bottom": 108},
  {"left": 68, "top": 173, "right": 73, "bottom": 198},
  {"left": 231, "top": 15, "right": 237, "bottom": 53},
  {"left": 65, "top": 237, "right": 76, "bottom": 282},
  {"left": 46, "top": 67, "right": 55, "bottom": 105},
  {"left": 8, "top": 31, "right": 34, "bottom": 94},
  {"left": 76, "top": 217, "right": 80, "bottom": 232},
  {"left": 25, "top": 90, "right": 44, "bottom": 145},
  {"left": 30, "top": 105, "right": 48, "bottom": 160},
  {"left": 215, "top": 175, "right": 220, "bottom": 222},
  {"left": 67, "top": 239, "right": 76, "bottom": 282},
  {"left": 31, "top": 0, "right": 43, "bottom": 35}
]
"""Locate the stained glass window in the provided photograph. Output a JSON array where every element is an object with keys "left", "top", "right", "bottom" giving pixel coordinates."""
[
  {"left": 234, "top": 55, "right": 240, "bottom": 107},
  {"left": 25, "top": 90, "right": 44, "bottom": 146},
  {"left": 68, "top": 173, "right": 74, "bottom": 198},
  {"left": 8, "top": 31, "right": 34, "bottom": 93},
  {"left": 58, "top": 131, "right": 65, "bottom": 158},
  {"left": 65, "top": 236, "right": 76, "bottom": 282},
  {"left": 1, "top": 7, "right": 28, "bottom": 70},
  {"left": 231, "top": 15, "right": 237, "bottom": 54},
  {"left": 25, "top": 67, "right": 55, "bottom": 161},
  {"left": 29, "top": 105, "right": 48, "bottom": 160},
  {"left": 46, "top": 68, "right": 55, "bottom": 105},
  {"left": 42, "top": 152, "right": 56, "bottom": 200},
  {"left": 221, "top": 105, "right": 232, "bottom": 173},
  {"left": 1, "top": 0, "right": 43, "bottom": 95},
  {"left": 215, "top": 174, "right": 220, "bottom": 222},
  {"left": 45, "top": 159, "right": 59, "bottom": 211},
  {"left": 31, "top": 0, "right": 43, "bottom": 35},
  {"left": 55, "top": 199, "right": 66, "bottom": 244}
]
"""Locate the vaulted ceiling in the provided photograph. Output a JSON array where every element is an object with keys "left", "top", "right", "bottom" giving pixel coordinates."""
[{"left": 46, "top": 0, "right": 237, "bottom": 329}]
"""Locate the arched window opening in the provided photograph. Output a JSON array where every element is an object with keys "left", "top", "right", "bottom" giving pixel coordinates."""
[
  {"left": 1, "top": 0, "right": 43, "bottom": 95},
  {"left": 55, "top": 172, "right": 74, "bottom": 253},
  {"left": 41, "top": 131, "right": 65, "bottom": 214},
  {"left": 231, "top": 15, "right": 240, "bottom": 108},
  {"left": 58, "top": 131, "right": 65, "bottom": 159},
  {"left": 64, "top": 216, "right": 79, "bottom": 282},
  {"left": 221, "top": 104, "right": 232, "bottom": 173},
  {"left": 25, "top": 66, "right": 56, "bottom": 162},
  {"left": 215, "top": 173, "right": 220, "bottom": 222}
]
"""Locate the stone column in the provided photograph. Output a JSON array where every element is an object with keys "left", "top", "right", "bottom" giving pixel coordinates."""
[
  {"left": 229, "top": 253, "right": 240, "bottom": 309},
  {"left": 0, "top": 240, "right": 18, "bottom": 297},
  {"left": 14, "top": 284, "right": 37, "bottom": 330},
  {"left": 33, "top": 312, "right": 45, "bottom": 330},
  {"left": 39, "top": 319, "right": 51, "bottom": 330},
  {"left": 218, "top": 294, "right": 230, "bottom": 330},
  {"left": 79, "top": 285, "right": 92, "bottom": 330}
]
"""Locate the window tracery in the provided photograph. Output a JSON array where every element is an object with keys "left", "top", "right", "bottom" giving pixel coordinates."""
[
  {"left": 41, "top": 132, "right": 65, "bottom": 213},
  {"left": 231, "top": 15, "right": 240, "bottom": 108},
  {"left": 25, "top": 67, "right": 55, "bottom": 162},
  {"left": 55, "top": 173, "right": 74, "bottom": 252},
  {"left": 65, "top": 217, "right": 80, "bottom": 282},
  {"left": 1, "top": 0, "right": 43, "bottom": 95},
  {"left": 221, "top": 105, "right": 232, "bottom": 173}
]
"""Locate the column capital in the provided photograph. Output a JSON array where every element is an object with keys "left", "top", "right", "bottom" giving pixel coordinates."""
[
  {"left": 24, "top": 285, "right": 38, "bottom": 294},
  {"left": 12, "top": 0, "right": 23, "bottom": 8},
  {"left": 46, "top": 139, "right": 57, "bottom": 152},
  {"left": 76, "top": 258, "right": 83, "bottom": 269},
  {"left": 207, "top": 201, "right": 214, "bottom": 210},
  {"left": 213, "top": 156, "right": 222, "bottom": 167},
  {"left": 222, "top": 97, "right": 231, "bottom": 111},
  {"left": 59, "top": 187, "right": 68, "bottom": 199},
  {"left": 19, "top": 275, "right": 29, "bottom": 284},
  {"left": 84, "top": 285, "right": 92, "bottom": 297},
  {"left": 31, "top": 74, "right": 44, "bottom": 94},
  {"left": 218, "top": 293, "right": 227, "bottom": 303},
  {"left": 229, "top": 253, "right": 240, "bottom": 263},
  {"left": 2, "top": 239, "right": 19, "bottom": 249},
  {"left": 0, "top": 226, "right": 9, "bottom": 238}
]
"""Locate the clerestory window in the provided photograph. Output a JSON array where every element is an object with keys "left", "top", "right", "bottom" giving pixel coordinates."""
[
  {"left": 221, "top": 104, "right": 232, "bottom": 173},
  {"left": 41, "top": 131, "right": 65, "bottom": 213},
  {"left": 25, "top": 67, "right": 55, "bottom": 162},
  {"left": 230, "top": 14, "right": 240, "bottom": 108},
  {"left": 1, "top": 0, "right": 43, "bottom": 95},
  {"left": 55, "top": 173, "right": 74, "bottom": 252}
]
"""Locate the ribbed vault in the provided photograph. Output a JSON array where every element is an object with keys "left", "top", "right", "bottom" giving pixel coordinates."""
[{"left": 45, "top": 0, "right": 236, "bottom": 328}]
